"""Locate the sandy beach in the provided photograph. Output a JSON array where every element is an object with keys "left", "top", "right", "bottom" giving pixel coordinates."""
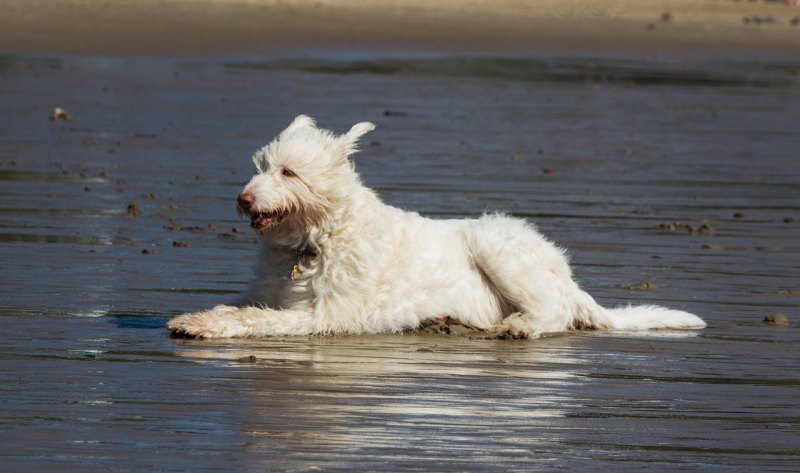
[{"left": 1, "top": 0, "right": 799, "bottom": 56}]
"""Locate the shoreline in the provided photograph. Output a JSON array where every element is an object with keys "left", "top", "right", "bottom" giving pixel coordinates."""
[{"left": 1, "top": 0, "right": 799, "bottom": 57}]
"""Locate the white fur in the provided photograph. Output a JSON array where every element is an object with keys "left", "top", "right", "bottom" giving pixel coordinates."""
[{"left": 168, "top": 115, "right": 706, "bottom": 339}]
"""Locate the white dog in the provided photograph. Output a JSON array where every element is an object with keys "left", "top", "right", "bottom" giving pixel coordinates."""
[{"left": 168, "top": 115, "right": 706, "bottom": 339}]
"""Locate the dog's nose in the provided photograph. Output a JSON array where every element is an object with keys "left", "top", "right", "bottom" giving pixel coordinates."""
[{"left": 237, "top": 192, "right": 255, "bottom": 210}]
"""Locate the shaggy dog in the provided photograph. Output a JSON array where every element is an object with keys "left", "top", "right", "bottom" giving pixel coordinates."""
[{"left": 168, "top": 115, "right": 706, "bottom": 339}]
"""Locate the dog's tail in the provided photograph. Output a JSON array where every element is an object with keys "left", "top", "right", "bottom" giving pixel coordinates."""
[
  {"left": 594, "top": 304, "right": 706, "bottom": 331},
  {"left": 572, "top": 289, "right": 706, "bottom": 331}
]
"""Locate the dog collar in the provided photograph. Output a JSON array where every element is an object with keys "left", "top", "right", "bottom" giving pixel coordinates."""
[{"left": 290, "top": 244, "right": 316, "bottom": 282}]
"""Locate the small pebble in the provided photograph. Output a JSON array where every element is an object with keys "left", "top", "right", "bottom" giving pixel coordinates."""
[
  {"left": 49, "top": 107, "right": 73, "bottom": 121},
  {"left": 627, "top": 281, "right": 656, "bottom": 291},
  {"left": 763, "top": 314, "right": 789, "bottom": 326},
  {"left": 702, "top": 243, "right": 723, "bottom": 250},
  {"left": 127, "top": 202, "right": 141, "bottom": 217},
  {"left": 697, "top": 222, "right": 714, "bottom": 235}
]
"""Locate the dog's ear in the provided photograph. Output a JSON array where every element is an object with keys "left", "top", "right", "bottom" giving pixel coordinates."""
[
  {"left": 344, "top": 122, "right": 376, "bottom": 143},
  {"left": 340, "top": 122, "right": 375, "bottom": 158},
  {"left": 283, "top": 115, "right": 316, "bottom": 134}
]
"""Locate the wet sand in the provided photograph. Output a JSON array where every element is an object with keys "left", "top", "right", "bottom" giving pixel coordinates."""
[
  {"left": 2, "top": 53, "right": 799, "bottom": 472},
  {"left": 1, "top": 1, "right": 800, "bottom": 471}
]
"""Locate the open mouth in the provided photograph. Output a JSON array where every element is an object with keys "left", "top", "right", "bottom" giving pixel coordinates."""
[{"left": 248, "top": 209, "right": 288, "bottom": 231}]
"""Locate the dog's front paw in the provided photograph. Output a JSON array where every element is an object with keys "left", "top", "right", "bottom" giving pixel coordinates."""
[{"left": 168, "top": 305, "right": 242, "bottom": 339}]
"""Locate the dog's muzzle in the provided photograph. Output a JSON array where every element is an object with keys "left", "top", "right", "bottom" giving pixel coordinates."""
[{"left": 237, "top": 191, "right": 289, "bottom": 232}]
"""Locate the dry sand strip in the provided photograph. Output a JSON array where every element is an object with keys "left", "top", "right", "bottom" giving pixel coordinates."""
[{"left": 0, "top": 0, "right": 799, "bottom": 56}]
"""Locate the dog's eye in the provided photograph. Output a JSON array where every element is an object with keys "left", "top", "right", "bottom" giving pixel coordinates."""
[{"left": 281, "top": 167, "right": 296, "bottom": 178}]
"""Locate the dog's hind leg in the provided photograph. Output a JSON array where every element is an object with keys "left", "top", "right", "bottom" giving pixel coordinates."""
[
  {"left": 168, "top": 305, "right": 316, "bottom": 338},
  {"left": 464, "top": 216, "right": 574, "bottom": 338}
]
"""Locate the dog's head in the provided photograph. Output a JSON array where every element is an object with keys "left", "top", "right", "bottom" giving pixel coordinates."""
[{"left": 237, "top": 115, "right": 375, "bottom": 240}]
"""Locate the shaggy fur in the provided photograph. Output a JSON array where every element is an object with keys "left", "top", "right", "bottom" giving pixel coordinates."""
[{"left": 168, "top": 115, "right": 706, "bottom": 339}]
